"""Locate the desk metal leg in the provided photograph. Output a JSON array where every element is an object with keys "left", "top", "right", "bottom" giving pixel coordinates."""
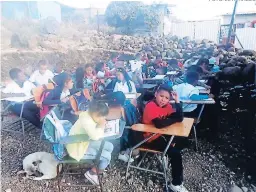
[
  {"left": 125, "top": 133, "right": 157, "bottom": 179},
  {"left": 194, "top": 104, "right": 205, "bottom": 151},
  {"left": 19, "top": 102, "right": 25, "bottom": 136},
  {"left": 162, "top": 135, "right": 175, "bottom": 192}
]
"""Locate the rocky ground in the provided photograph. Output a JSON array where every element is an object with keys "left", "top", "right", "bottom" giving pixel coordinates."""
[{"left": 1, "top": 111, "right": 256, "bottom": 192}]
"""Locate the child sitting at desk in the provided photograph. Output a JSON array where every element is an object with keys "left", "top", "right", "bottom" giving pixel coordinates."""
[
  {"left": 66, "top": 101, "right": 113, "bottom": 185},
  {"left": 113, "top": 68, "right": 137, "bottom": 94},
  {"left": 29, "top": 60, "right": 54, "bottom": 86},
  {"left": 136, "top": 84, "right": 188, "bottom": 192},
  {"left": 173, "top": 71, "right": 209, "bottom": 114},
  {"left": 2, "top": 68, "right": 39, "bottom": 127},
  {"left": 83, "top": 64, "right": 96, "bottom": 91},
  {"left": 41, "top": 73, "right": 74, "bottom": 118}
]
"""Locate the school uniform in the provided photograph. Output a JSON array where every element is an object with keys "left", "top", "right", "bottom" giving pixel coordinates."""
[
  {"left": 29, "top": 70, "right": 54, "bottom": 86},
  {"left": 2, "top": 80, "right": 39, "bottom": 127},
  {"left": 173, "top": 83, "right": 200, "bottom": 112},
  {"left": 113, "top": 80, "right": 137, "bottom": 94}
]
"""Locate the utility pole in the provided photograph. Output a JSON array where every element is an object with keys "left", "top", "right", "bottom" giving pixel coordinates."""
[{"left": 227, "top": 0, "right": 238, "bottom": 46}]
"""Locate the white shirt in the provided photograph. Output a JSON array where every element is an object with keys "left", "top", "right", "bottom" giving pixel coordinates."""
[
  {"left": 173, "top": 83, "right": 199, "bottom": 112},
  {"left": 113, "top": 80, "right": 137, "bottom": 94},
  {"left": 129, "top": 60, "right": 144, "bottom": 72},
  {"left": 60, "top": 89, "right": 70, "bottom": 100},
  {"left": 2, "top": 80, "right": 36, "bottom": 96},
  {"left": 29, "top": 70, "right": 54, "bottom": 85}
]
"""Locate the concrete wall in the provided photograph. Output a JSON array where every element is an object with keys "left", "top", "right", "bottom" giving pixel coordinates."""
[{"left": 222, "top": 14, "right": 256, "bottom": 25}]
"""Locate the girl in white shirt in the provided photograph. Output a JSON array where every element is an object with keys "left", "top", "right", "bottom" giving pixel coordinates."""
[{"left": 113, "top": 68, "right": 137, "bottom": 94}]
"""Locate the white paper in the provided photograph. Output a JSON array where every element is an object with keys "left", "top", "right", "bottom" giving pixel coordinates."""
[
  {"left": 1, "top": 95, "right": 33, "bottom": 102},
  {"left": 104, "top": 119, "right": 120, "bottom": 138},
  {"left": 125, "top": 93, "right": 137, "bottom": 99},
  {"left": 167, "top": 71, "right": 178, "bottom": 75},
  {"left": 130, "top": 60, "right": 142, "bottom": 72},
  {"left": 153, "top": 75, "right": 166, "bottom": 80},
  {"left": 195, "top": 86, "right": 206, "bottom": 90},
  {"left": 199, "top": 80, "right": 207, "bottom": 83}
]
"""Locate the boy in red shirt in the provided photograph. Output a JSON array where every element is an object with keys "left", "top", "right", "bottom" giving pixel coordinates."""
[{"left": 139, "top": 84, "right": 188, "bottom": 192}]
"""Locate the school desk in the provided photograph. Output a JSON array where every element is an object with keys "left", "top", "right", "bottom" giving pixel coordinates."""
[
  {"left": 1, "top": 96, "right": 34, "bottom": 136},
  {"left": 126, "top": 118, "right": 194, "bottom": 192}
]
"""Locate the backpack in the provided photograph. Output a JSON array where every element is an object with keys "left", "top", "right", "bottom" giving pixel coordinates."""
[
  {"left": 42, "top": 108, "right": 73, "bottom": 160},
  {"left": 123, "top": 100, "right": 141, "bottom": 126},
  {"left": 73, "top": 92, "right": 90, "bottom": 111}
]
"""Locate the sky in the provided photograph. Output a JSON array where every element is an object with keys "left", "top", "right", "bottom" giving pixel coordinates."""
[{"left": 57, "top": 0, "right": 256, "bottom": 21}]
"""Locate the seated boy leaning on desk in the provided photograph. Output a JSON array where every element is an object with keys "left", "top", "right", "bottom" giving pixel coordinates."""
[
  {"left": 134, "top": 84, "right": 188, "bottom": 192},
  {"left": 173, "top": 71, "right": 211, "bottom": 117},
  {"left": 1, "top": 68, "right": 40, "bottom": 127},
  {"left": 65, "top": 101, "right": 113, "bottom": 185}
]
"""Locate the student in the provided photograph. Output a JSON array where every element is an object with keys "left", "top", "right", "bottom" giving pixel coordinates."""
[
  {"left": 129, "top": 53, "right": 144, "bottom": 90},
  {"left": 29, "top": 60, "right": 54, "bottom": 86},
  {"left": 83, "top": 64, "right": 96, "bottom": 90},
  {"left": 75, "top": 67, "right": 85, "bottom": 89},
  {"left": 2, "top": 68, "right": 39, "bottom": 127},
  {"left": 135, "top": 85, "right": 188, "bottom": 192},
  {"left": 173, "top": 71, "right": 209, "bottom": 114},
  {"left": 53, "top": 62, "right": 64, "bottom": 76},
  {"left": 66, "top": 101, "right": 113, "bottom": 185},
  {"left": 196, "top": 58, "right": 211, "bottom": 75},
  {"left": 113, "top": 68, "right": 137, "bottom": 94}
]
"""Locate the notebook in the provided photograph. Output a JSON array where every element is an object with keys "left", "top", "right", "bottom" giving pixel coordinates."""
[
  {"left": 104, "top": 119, "right": 120, "bottom": 138},
  {"left": 153, "top": 75, "right": 166, "bottom": 80},
  {"left": 125, "top": 93, "right": 137, "bottom": 99}
]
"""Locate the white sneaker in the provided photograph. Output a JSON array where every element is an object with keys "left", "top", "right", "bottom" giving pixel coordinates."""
[
  {"left": 169, "top": 183, "right": 189, "bottom": 192},
  {"left": 84, "top": 171, "right": 99, "bottom": 185},
  {"left": 118, "top": 153, "right": 134, "bottom": 163}
]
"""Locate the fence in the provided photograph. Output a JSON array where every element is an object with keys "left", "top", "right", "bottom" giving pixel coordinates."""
[
  {"left": 169, "top": 19, "right": 221, "bottom": 43},
  {"left": 235, "top": 28, "right": 256, "bottom": 50}
]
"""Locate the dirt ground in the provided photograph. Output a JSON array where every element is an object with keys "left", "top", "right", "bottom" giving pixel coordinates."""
[{"left": 1, "top": 113, "right": 256, "bottom": 192}]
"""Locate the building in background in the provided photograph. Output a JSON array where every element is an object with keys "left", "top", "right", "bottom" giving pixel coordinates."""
[
  {"left": 221, "top": 12, "right": 256, "bottom": 27},
  {"left": 1, "top": 1, "right": 61, "bottom": 22}
]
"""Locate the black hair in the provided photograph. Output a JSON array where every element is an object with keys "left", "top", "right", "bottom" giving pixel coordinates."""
[
  {"left": 85, "top": 64, "right": 93, "bottom": 69},
  {"left": 95, "top": 62, "right": 105, "bottom": 73},
  {"left": 54, "top": 61, "right": 63, "bottom": 73},
  {"left": 9, "top": 68, "right": 22, "bottom": 80},
  {"left": 187, "top": 65, "right": 203, "bottom": 74},
  {"left": 156, "top": 84, "right": 173, "bottom": 97},
  {"left": 196, "top": 58, "right": 209, "bottom": 66},
  {"left": 53, "top": 72, "right": 71, "bottom": 88},
  {"left": 186, "top": 71, "right": 199, "bottom": 85},
  {"left": 75, "top": 67, "right": 85, "bottom": 89},
  {"left": 38, "top": 60, "right": 48, "bottom": 67},
  {"left": 88, "top": 101, "right": 109, "bottom": 117},
  {"left": 116, "top": 67, "right": 133, "bottom": 93}
]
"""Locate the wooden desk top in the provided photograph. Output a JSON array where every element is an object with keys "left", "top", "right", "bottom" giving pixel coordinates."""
[
  {"left": 170, "top": 99, "right": 215, "bottom": 104},
  {"left": 142, "top": 84, "right": 157, "bottom": 89},
  {"left": 131, "top": 118, "right": 194, "bottom": 137}
]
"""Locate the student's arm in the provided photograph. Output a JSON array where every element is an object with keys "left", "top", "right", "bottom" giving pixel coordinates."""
[
  {"left": 81, "top": 119, "right": 104, "bottom": 140},
  {"left": 42, "top": 90, "right": 62, "bottom": 105},
  {"left": 152, "top": 103, "right": 184, "bottom": 128}
]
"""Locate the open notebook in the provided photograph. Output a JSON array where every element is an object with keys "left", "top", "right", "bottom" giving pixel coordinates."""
[{"left": 104, "top": 119, "right": 120, "bottom": 138}]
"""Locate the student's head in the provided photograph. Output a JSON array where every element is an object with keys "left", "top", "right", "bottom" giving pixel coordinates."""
[
  {"left": 54, "top": 72, "right": 73, "bottom": 90},
  {"left": 186, "top": 71, "right": 199, "bottom": 86},
  {"left": 54, "top": 62, "right": 63, "bottom": 74},
  {"left": 88, "top": 101, "right": 109, "bottom": 123},
  {"left": 38, "top": 60, "right": 49, "bottom": 75},
  {"left": 84, "top": 64, "right": 94, "bottom": 76},
  {"left": 155, "top": 84, "right": 172, "bottom": 107},
  {"left": 116, "top": 68, "right": 133, "bottom": 93},
  {"left": 116, "top": 67, "right": 130, "bottom": 82},
  {"left": 188, "top": 65, "right": 203, "bottom": 76},
  {"left": 95, "top": 62, "right": 105, "bottom": 73},
  {"left": 75, "top": 67, "right": 85, "bottom": 89},
  {"left": 9, "top": 68, "right": 26, "bottom": 82},
  {"left": 156, "top": 67, "right": 167, "bottom": 75},
  {"left": 196, "top": 58, "right": 209, "bottom": 69}
]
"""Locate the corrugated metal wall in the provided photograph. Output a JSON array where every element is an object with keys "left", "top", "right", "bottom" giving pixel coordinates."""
[
  {"left": 235, "top": 28, "right": 256, "bottom": 50},
  {"left": 170, "top": 19, "right": 221, "bottom": 43}
]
